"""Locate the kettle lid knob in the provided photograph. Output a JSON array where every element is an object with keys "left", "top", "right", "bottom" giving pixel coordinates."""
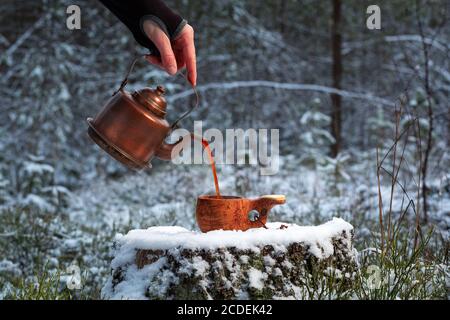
[{"left": 156, "top": 85, "right": 165, "bottom": 95}]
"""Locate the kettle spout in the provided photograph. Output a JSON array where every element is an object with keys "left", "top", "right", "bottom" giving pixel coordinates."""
[{"left": 155, "top": 134, "right": 192, "bottom": 161}]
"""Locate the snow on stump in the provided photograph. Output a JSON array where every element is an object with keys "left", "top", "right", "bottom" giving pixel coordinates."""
[{"left": 102, "top": 218, "right": 357, "bottom": 299}]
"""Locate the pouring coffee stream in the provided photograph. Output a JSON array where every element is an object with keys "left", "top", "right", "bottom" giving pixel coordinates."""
[
  {"left": 87, "top": 56, "right": 287, "bottom": 231},
  {"left": 201, "top": 138, "right": 221, "bottom": 198}
]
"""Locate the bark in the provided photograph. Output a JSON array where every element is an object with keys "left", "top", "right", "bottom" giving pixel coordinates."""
[
  {"left": 330, "top": 0, "right": 343, "bottom": 157},
  {"left": 416, "top": 0, "right": 435, "bottom": 223}
]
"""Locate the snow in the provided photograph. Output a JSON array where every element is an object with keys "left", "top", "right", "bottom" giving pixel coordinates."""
[
  {"left": 264, "top": 256, "right": 276, "bottom": 267},
  {"left": 178, "top": 256, "right": 210, "bottom": 277},
  {"left": 62, "top": 238, "right": 81, "bottom": 252},
  {"left": 239, "top": 255, "right": 249, "bottom": 264},
  {"left": 22, "top": 161, "right": 54, "bottom": 175},
  {"left": 300, "top": 110, "right": 331, "bottom": 125},
  {"left": 0, "top": 260, "right": 22, "bottom": 278},
  {"left": 248, "top": 268, "right": 267, "bottom": 290},
  {"left": 104, "top": 259, "right": 167, "bottom": 300},
  {"left": 111, "top": 218, "right": 353, "bottom": 269},
  {"left": 282, "top": 260, "right": 293, "bottom": 270},
  {"left": 21, "top": 194, "right": 54, "bottom": 212},
  {"left": 191, "top": 257, "right": 210, "bottom": 276}
]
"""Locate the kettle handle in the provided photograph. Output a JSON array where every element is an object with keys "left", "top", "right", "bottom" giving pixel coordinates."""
[
  {"left": 112, "top": 55, "right": 146, "bottom": 96},
  {"left": 113, "top": 55, "right": 199, "bottom": 130},
  {"left": 170, "top": 72, "right": 199, "bottom": 130}
]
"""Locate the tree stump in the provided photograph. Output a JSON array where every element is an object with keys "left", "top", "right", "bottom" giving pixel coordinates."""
[{"left": 102, "top": 218, "right": 357, "bottom": 299}]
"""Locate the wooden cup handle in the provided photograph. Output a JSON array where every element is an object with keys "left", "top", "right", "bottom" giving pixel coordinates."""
[
  {"left": 248, "top": 195, "right": 286, "bottom": 222},
  {"left": 260, "top": 195, "right": 286, "bottom": 204}
]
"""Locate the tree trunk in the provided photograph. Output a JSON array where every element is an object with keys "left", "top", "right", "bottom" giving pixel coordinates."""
[
  {"left": 330, "top": 0, "right": 343, "bottom": 157},
  {"left": 103, "top": 219, "right": 357, "bottom": 299}
]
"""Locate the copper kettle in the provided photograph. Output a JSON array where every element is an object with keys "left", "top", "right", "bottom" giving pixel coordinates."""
[{"left": 87, "top": 56, "right": 195, "bottom": 170}]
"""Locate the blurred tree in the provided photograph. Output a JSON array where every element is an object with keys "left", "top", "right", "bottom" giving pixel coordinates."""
[{"left": 330, "top": 0, "right": 343, "bottom": 157}]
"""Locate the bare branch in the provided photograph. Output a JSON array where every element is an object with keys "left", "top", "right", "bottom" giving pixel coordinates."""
[
  {"left": 168, "top": 80, "right": 395, "bottom": 107},
  {"left": 1, "top": 13, "right": 50, "bottom": 61}
]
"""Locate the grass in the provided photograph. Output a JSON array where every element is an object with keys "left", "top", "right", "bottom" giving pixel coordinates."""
[
  {"left": 283, "top": 222, "right": 447, "bottom": 300},
  {"left": 0, "top": 206, "right": 115, "bottom": 300},
  {"left": 355, "top": 227, "right": 447, "bottom": 299},
  {"left": 0, "top": 203, "right": 447, "bottom": 300},
  {"left": 10, "top": 267, "right": 72, "bottom": 300}
]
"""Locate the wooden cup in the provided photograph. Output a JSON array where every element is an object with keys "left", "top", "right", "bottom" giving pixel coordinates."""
[{"left": 195, "top": 195, "right": 286, "bottom": 232}]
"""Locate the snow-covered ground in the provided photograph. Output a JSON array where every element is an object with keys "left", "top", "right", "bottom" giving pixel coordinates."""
[{"left": 0, "top": 154, "right": 448, "bottom": 299}]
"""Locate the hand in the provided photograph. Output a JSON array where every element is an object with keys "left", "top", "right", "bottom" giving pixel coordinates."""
[{"left": 143, "top": 20, "right": 197, "bottom": 86}]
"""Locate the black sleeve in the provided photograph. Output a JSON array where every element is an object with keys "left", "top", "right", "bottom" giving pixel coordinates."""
[{"left": 99, "top": 0, "right": 187, "bottom": 53}]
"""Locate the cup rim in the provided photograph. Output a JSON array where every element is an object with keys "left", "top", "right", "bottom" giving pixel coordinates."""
[{"left": 197, "top": 195, "right": 242, "bottom": 200}]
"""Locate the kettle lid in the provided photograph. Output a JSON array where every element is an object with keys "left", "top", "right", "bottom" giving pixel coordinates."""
[{"left": 132, "top": 85, "right": 167, "bottom": 117}]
